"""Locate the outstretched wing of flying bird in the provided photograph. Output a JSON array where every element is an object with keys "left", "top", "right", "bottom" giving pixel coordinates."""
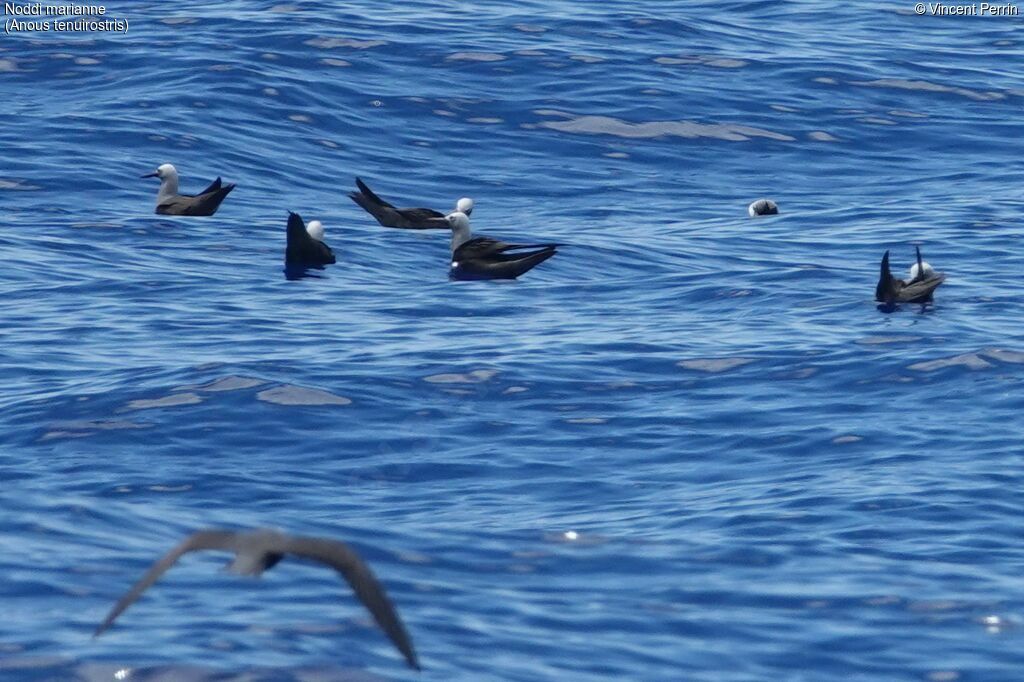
[
  {"left": 94, "top": 530, "right": 240, "bottom": 637},
  {"left": 284, "top": 536, "right": 420, "bottom": 670}
]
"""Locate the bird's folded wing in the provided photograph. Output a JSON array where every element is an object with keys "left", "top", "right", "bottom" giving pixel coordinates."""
[
  {"left": 321, "top": 243, "right": 337, "bottom": 265},
  {"left": 399, "top": 207, "right": 446, "bottom": 223},
  {"left": 286, "top": 536, "right": 419, "bottom": 670},
  {"left": 94, "top": 529, "right": 238, "bottom": 637},
  {"left": 156, "top": 196, "right": 192, "bottom": 212},
  {"left": 899, "top": 273, "right": 946, "bottom": 301},
  {"left": 454, "top": 237, "right": 515, "bottom": 259},
  {"left": 457, "top": 237, "right": 559, "bottom": 261}
]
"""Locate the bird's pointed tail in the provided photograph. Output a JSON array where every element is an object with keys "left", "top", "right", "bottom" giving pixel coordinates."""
[
  {"left": 354, "top": 178, "right": 394, "bottom": 209},
  {"left": 875, "top": 250, "right": 896, "bottom": 303}
]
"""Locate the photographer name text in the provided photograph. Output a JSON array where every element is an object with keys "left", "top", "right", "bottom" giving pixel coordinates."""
[{"left": 915, "top": 2, "right": 1019, "bottom": 14}]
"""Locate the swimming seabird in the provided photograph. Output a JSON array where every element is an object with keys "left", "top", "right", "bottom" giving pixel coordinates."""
[
  {"left": 349, "top": 177, "right": 470, "bottom": 229},
  {"left": 93, "top": 528, "right": 419, "bottom": 670},
  {"left": 142, "top": 163, "right": 235, "bottom": 216},
  {"left": 445, "top": 211, "right": 560, "bottom": 280},
  {"left": 748, "top": 199, "right": 779, "bottom": 217},
  {"left": 285, "top": 212, "right": 336, "bottom": 267},
  {"left": 875, "top": 246, "right": 946, "bottom": 305}
]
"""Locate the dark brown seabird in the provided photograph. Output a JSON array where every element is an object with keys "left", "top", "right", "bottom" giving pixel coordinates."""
[
  {"left": 349, "top": 177, "right": 470, "bottom": 229},
  {"left": 142, "top": 163, "right": 235, "bottom": 216},
  {"left": 875, "top": 246, "right": 946, "bottom": 305},
  {"left": 93, "top": 528, "right": 420, "bottom": 670},
  {"left": 445, "top": 211, "right": 560, "bottom": 280},
  {"left": 285, "top": 212, "right": 336, "bottom": 267}
]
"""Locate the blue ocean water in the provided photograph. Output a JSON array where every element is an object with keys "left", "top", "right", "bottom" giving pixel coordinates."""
[{"left": 3, "top": 1, "right": 1024, "bottom": 679}]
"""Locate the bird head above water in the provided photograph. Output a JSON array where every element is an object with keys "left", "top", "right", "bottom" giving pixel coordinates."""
[
  {"left": 306, "top": 220, "right": 325, "bottom": 242},
  {"left": 141, "top": 163, "right": 178, "bottom": 181},
  {"left": 141, "top": 163, "right": 180, "bottom": 201},
  {"left": 445, "top": 211, "right": 473, "bottom": 251},
  {"left": 445, "top": 211, "right": 471, "bottom": 230},
  {"left": 748, "top": 198, "right": 778, "bottom": 217},
  {"left": 456, "top": 197, "right": 474, "bottom": 216},
  {"left": 909, "top": 260, "right": 935, "bottom": 280}
]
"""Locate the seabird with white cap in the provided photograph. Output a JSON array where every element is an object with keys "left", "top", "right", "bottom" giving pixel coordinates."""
[
  {"left": 141, "top": 163, "right": 235, "bottom": 216},
  {"left": 349, "top": 177, "right": 470, "bottom": 229},
  {"left": 445, "top": 211, "right": 560, "bottom": 280},
  {"left": 93, "top": 527, "right": 419, "bottom": 670},
  {"left": 875, "top": 245, "right": 946, "bottom": 306},
  {"left": 748, "top": 199, "right": 779, "bottom": 217},
  {"left": 285, "top": 211, "right": 336, "bottom": 267}
]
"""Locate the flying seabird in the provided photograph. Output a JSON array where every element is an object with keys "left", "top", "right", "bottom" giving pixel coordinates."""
[
  {"left": 285, "top": 212, "right": 336, "bottom": 267},
  {"left": 349, "top": 177, "right": 471, "bottom": 229},
  {"left": 93, "top": 528, "right": 420, "bottom": 670},
  {"left": 142, "top": 163, "right": 235, "bottom": 216},
  {"left": 445, "top": 211, "right": 560, "bottom": 280},
  {"left": 748, "top": 199, "right": 779, "bottom": 217},
  {"left": 875, "top": 245, "right": 946, "bottom": 305}
]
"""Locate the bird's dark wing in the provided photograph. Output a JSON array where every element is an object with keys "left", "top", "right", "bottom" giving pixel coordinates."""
[
  {"left": 285, "top": 536, "right": 420, "bottom": 670},
  {"left": 355, "top": 178, "right": 396, "bottom": 209},
  {"left": 350, "top": 179, "right": 448, "bottom": 229},
  {"left": 158, "top": 185, "right": 234, "bottom": 216},
  {"left": 454, "top": 237, "right": 509, "bottom": 260},
  {"left": 898, "top": 272, "right": 946, "bottom": 302},
  {"left": 155, "top": 196, "right": 192, "bottom": 214},
  {"left": 354, "top": 178, "right": 442, "bottom": 219},
  {"left": 94, "top": 529, "right": 239, "bottom": 637},
  {"left": 189, "top": 184, "right": 234, "bottom": 216},
  {"left": 451, "top": 247, "right": 558, "bottom": 279},
  {"left": 397, "top": 207, "right": 446, "bottom": 223},
  {"left": 456, "top": 236, "right": 562, "bottom": 262}
]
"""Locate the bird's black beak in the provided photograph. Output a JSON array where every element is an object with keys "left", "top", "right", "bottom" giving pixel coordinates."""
[{"left": 141, "top": 172, "right": 159, "bottom": 179}]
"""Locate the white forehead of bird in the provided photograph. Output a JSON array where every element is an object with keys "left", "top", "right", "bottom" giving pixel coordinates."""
[
  {"left": 456, "top": 197, "right": 474, "bottom": 215},
  {"left": 306, "top": 220, "right": 325, "bottom": 242},
  {"left": 156, "top": 163, "right": 177, "bottom": 178},
  {"left": 445, "top": 211, "right": 471, "bottom": 231}
]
